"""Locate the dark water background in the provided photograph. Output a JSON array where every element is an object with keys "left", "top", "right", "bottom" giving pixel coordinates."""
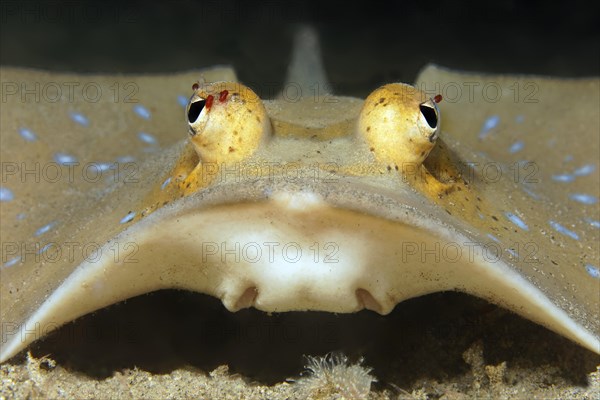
[{"left": 1, "top": 0, "right": 599, "bottom": 97}]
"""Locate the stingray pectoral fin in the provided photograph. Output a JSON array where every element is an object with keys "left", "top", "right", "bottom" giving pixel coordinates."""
[
  {"left": 447, "top": 253, "right": 600, "bottom": 355},
  {"left": 0, "top": 215, "right": 222, "bottom": 363},
  {"left": 2, "top": 192, "right": 599, "bottom": 363},
  {"left": 0, "top": 229, "right": 216, "bottom": 364}
]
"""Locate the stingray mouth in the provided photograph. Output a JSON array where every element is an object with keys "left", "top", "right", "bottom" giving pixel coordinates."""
[
  {"left": 222, "top": 283, "right": 388, "bottom": 315},
  {"left": 126, "top": 187, "right": 464, "bottom": 316},
  {"left": 86, "top": 183, "right": 509, "bottom": 320}
]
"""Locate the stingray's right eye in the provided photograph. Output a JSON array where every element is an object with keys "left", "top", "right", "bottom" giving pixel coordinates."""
[
  {"left": 419, "top": 102, "right": 438, "bottom": 130},
  {"left": 358, "top": 83, "right": 440, "bottom": 168},
  {"left": 187, "top": 98, "right": 205, "bottom": 123}
]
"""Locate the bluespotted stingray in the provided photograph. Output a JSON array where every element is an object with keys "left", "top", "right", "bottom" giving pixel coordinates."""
[{"left": 0, "top": 28, "right": 599, "bottom": 364}]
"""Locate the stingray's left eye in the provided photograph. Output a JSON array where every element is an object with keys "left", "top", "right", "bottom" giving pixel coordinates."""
[
  {"left": 186, "top": 82, "right": 271, "bottom": 164},
  {"left": 187, "top": 94, "right": 215, "bottom": 136},
  {"left": 187, "top": 98, "right": 206, "bottom": 124}
]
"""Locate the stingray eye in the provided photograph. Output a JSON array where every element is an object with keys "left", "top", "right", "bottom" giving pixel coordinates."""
[
  {"left": 358, "top": 83, "right": 440, "bottom": 167},
  {"left": 186, "top": 82, "right": 271, "bottom": 164},
  {"left": 419, "top": 101, "right": 440, "bottom": 142},
  {"left": 187, "top": 98, "right": 206, "bottom": 124},
  {"left": 420, "top": 103, "right": 438, "bottom": 129},
  {"left": 187, "top": 95, "right": 214, "bottom": 136}
]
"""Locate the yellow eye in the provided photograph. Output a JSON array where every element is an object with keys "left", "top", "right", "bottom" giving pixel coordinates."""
[
  {"left": 419, "top": 101, "right": 439, "bottom": 141},
  {"left": 187, "top": 96, "right": 209, "bottom": 126},
  {"left": 358, "top": 83, "right": 440, "bottom": 169},
  {"left": 186, "top": 82, "right": 271, "bottom": 164}
]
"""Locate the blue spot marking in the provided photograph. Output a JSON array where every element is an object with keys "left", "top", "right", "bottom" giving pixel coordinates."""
[
  {"left": 17, "top": 213, "right": 26, "bottom": 220},
  {"left": 0, "top": 186, "right": 14, "bottom": 202},
  {"left": 549, "top": 220, "right": 579, "bottom": 240},
  {"left": 569, "top": 193, "right": 598, "bottom": 205},
  {"left": 92, "top": 162, "right": 114, "bottom": 172},
  {"left": 19, "top": 127, "right": 37, "bottom": 141},
  {"left": 54, "top": 152, "right": 78, "bottom": 165},
  {"left": 584, "top": 218, "right": 600, "bottom": 229},
  {"left": 478, "top": 115, "right": 500, "bottom": 139},
  {"left": 70, "top": 112, "right": 89, "bottom": 126},
  {"left": 508, "top": 140, "right": 524, "bottom": 154},
  {"left": 177, "top": 95, "right": 188, "bottom": 107},
  {"left": 573, "top": 164, "right": 596, "bottom": 176},
  {"left": 35, "top": 221, "right": 56, "bottom": 237},
  {"left": 134, "top": 105, "right": 151, "bottom": 119},
  {"left": 486, "top": 233, "right": 500, "bottom": 243},
  {"left": 138, "top": 132, "right": 156, "bottom": 144},
  {"left": 522, "top": 186, "right": 540, "bottom": 200},
  {"left": 2, "top": 257, "right": 20, "bottom": 269},
  {"left": 505, "top": 212, "right": 529, "bottom": 231},
  {"left": 585, "top": 265, "right": 600, "bottom": 279},
  {"left": 515, "top": 115, "right": 524, "bottom": 123},
  {"left": 161, "top": 177, "right": 172, "bottom": 190},
  {"left": 552, "top": 174, "right": 575, "bottom": 183},
  {"left": 563, "top": 155, "right": 573, "bottom": 162},
  {"left": 38, "top": 243, "right": 53, "bottom": 255},
  {"left": 138, "top": 132, "right": 158, "bottom": 145},
  {"left": 120, "top": 211, "right": 136, "bottom": 224},
  {"left": 117, "top": 155, "right": 135, "bottom": 163}
]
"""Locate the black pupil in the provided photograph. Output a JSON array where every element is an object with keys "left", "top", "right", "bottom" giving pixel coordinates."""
[
  {"left": 188, "top": 99, "right": 206, "bottom": 123},
  {"left": 419, "top": 104, "right": 437, "bottom": 129}
]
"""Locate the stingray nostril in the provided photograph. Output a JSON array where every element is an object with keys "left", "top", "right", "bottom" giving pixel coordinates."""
[
  {"left": 233, "top": 286, "right": 259, "bottom": 311},
  {"left": 420, "top": 104, "right": 438, "bottom": 129},
  {"left": 355, "top": 288, "right": 383, "bottom": 314},
  {"left": 187, "top": 99, "right": 206, "bottom": 123}
]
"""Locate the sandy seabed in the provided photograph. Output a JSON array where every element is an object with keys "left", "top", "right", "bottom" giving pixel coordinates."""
[{"left": 1, "top": 292, "right": 599, "bottom": 400}]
